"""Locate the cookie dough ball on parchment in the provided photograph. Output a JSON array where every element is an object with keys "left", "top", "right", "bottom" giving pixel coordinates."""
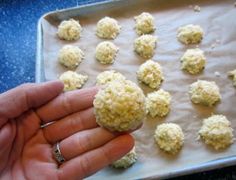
[
  {"left": 180, "top": 48, "right": 206, "bottom": 74},
  {"left": 95, "top": 41, "right": 119, "bottom": 64},
  {"left": 137, "top": 60, "right": 164, "bottom": 89},
  {"left": 57, "top": 19, "right": 82, "bottom": 41},
  {"left": 59, "top": 71, "right": 88, "bottom": 91},
  {"left": 58, "top": 45, "right": 84, "bottom": 69},
  {"left": 228, "top": 69, "right": 236, "bottom": 87},
  {"left": 134, "top": 12, "right": 155, "bottom": 35},
  {"left": 189, "top": 80, "right": 221, "bottom": 106},
  {"left": 154, "top": 123, "right": 184, "bottom": 154},
  {"left": 177, "top": 24, "right": 203, "bottom": 45},
  {"left": 93, "top": 80, "right": 146, "bottom": 132},
  {"left": 96, "top": 70, "right": 126, "bottom": 85},
  {"left": 134, "top": 35, "right": 157, "bottom": 58},
  {"left": 111, "top": 147, "right": 137, "bottom": 169},
  {"left": 146, "top": 89, "right": 171, "bottom": 117},
  {"left": 199, "top": 115, "right": 234, "bottom": 150},
  {"left": 96, "top": 17, "right": 121, "bottom": 39}
]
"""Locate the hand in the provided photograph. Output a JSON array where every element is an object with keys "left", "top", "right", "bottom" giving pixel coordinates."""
[{"left": 0, "top": 81, "right": 134, "bottom": 180}]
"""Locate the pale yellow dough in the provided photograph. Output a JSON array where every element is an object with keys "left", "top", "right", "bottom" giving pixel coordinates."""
[
  {"left": 134, "top": 12, "right": 155, "bottom": 35},
  {"left": 199, "top": 115, "right": 234, "bottom": 150},
  {"left": 96, "top": 70, "right": 126, "bottom": 85},
  {"left": 146, "top": 89, "right": 171, "bottom": 117},
  {"left": 95, "top": 41, "right": 119, "bottom": 64},
  {"left": 59, "top": 71, "right": 88, "bottom": 91},
  {"left": 228, "top": 69, "right": 236, "bottom": 87},
  {"left": 180, "top": 48, "right": 206, "bottom": 74},
  {"left": 134, "top": 35, "right": 157, "bottom": 58},
  {"left": 177, "top": 24, "right": 203, "bottom": 45},
  {"left": 137, "top": 60, "right": 164, "bottom": 89},
  {"left": 57, "top": 19, "right": 82, "bottom": 41},
  {"left": 154, "top": 123, "right": 184, "bottom": 154},
  {"left": 58, "top": 45, "right": 84, "bottom": 69},
  {"left": 96, "top": 17, "right": 121, "bottom": 39},
  {"left": 189, "top": 80, "right": 221, "bottom": 106}
]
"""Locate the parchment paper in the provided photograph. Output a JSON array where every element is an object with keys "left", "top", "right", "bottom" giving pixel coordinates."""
[{"left": 41, "top": 0, "right": 236, "bottom": 179}]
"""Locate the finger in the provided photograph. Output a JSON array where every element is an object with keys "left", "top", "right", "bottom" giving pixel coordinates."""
[
  {"left": 58, "top": 134, "right": 134, "bottom": 180},
  {"left": 59, "top": 127, "right": 117, "bottom": 161},
  {"left": 36, "top": 87, "right": 98, "bottom": 123},
  {"left": 43, "top": 108, "right": 98, "bottom": 144},
  {"left": 0, "top": 81, "right": 63, "bottom": 127}
]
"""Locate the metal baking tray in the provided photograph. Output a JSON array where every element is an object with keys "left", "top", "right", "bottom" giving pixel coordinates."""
[{"left": 36, "top": 0, "right": 236, "bottom": 179}]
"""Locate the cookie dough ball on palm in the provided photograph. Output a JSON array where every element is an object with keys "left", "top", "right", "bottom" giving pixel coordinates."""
[
  {"left": 199, "top": 115, "right": 233, "bottom": 150},
  {"left": 58, "top": 45, "right": 84, "bottom": 69},
  {"left": 177, "top": 24, "right": 203, "bottom": 45},
  {"left": 134, "top": 12, "right": 155, "bottom": 35},
  {"left": 93, "top": 80, "right": 146, "bottom": 132},
  {"left": 57, "top": 19, "right": 82, "bottom": 41},
  {"left": 111, "top": 148, "right": 137, "bottom": 169},
  {"left": 181, "top": 48, "right": 206, "bottom": 74},
  {"left": 96, "top": 17, "right": 121, "bottom": 39},
  {"left": 228, "top": 69, "right": 236, "bottom": 87},
  {"left": 189, "top": 80, "right": 221, "bottom": 106},
  {"left": 96, "top": 70, "right": 126, "bottom": 85},
  {"left": 59, "top": 71, "right": 88, "bottom": 91},
  {"left": 137, "top": 60, "right": 164, "bottom": 89},
  {"left": 95, "top": 41, "right": 119, "bottom": 64},
  {"left": 146, "top": 89, "right": 171, "bottom": 117},
  {"left": 134, "top": 35, "right": 157, "bottom": 58},
  {"left": 154, "top": 123, "right": 184, "bottom": 154}
]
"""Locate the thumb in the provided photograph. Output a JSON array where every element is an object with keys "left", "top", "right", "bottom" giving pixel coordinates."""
[{"left": 0, "top": 81, "right": 64, "bottom": 127}]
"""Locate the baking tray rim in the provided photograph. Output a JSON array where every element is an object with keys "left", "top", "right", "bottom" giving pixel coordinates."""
[{"left": 35, "top": 0, "right": 236, "bottom": 179}]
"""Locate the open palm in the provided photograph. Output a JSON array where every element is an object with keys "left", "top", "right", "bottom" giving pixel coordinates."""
[{"left": 0, "top": 81, "right": 134, "bottom": 180}]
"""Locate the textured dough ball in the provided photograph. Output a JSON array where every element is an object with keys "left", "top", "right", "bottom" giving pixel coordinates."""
[
  {"left": 96, "top": 17, "right": 121, "bottom": 39},
  {"left": 137, "top": 60, "right": 164, "bottom": 89},
  {"left": 199, "top": 115, "right": 234, "bottom": 150},
  {"left": 57, "top": 19, "right": 82, "bottom": 41},
  {"left": 111, "top": 148, "right": 137, "bottom": 168},
  {"left": 189, "top": 80, "right": 221, "bottom": 106},
  {"left": 59, "top": 71, "right": 88, "bottom": 91},
  {"left": 228, "top": 69, "right": 236, "bottom": 87},
  {"left": 96, "top": 70, "right": 126, "bottom": 85},
  {"left": 93, "top": 80, "right": 146, "bottom": 132},
  {"left": 146, "top": 89, "right": 171, "bottom": 117},
  {"left": 95, "top": 41, "right": 119, "bottom": 64},
  {"left": 154, "top": 123, "right": 184, "bottom": 154},
  {"left": 58, "top": 45, "right": 84, "bottom": 69},
  {"left": 177, "top": 24, "right": 203, "bottom": 45},
  {"left": 180, "top": 48, "right": 206, "bottom": 74},
  {"left": 134, "top": 12, "right": 155, "bottom": 35},
  {"left": 134, "top": 35, "right": 157, "bottom": 58}
]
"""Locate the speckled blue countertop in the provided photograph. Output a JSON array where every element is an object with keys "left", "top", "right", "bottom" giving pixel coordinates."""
[{"left": 0, "top": 0, "right": 236, "bottom": 179}]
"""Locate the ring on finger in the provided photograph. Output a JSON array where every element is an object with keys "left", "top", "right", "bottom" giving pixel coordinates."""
[{"left": 52, "top": 142, "right": 66, "bottom": 164}]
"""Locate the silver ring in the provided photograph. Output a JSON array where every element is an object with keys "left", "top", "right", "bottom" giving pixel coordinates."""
[
  {"left": 52, "top": 142, "right": 65, "bottom": 164},
  {"left": 40, "top": 121, "right": 55, "bottom": 128}
]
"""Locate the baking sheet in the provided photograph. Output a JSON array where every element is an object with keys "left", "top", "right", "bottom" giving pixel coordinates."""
[{"left": 39, "top": 0, "right": 236, "bottom": 179}]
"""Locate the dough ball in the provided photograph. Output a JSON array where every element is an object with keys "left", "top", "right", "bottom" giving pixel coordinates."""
[
  {"left": 137, "top": 60, "right": 164, "bottom": 89},
  {"left": 58, "top": 45, "right": 84, "bottom": 69},
  {"left": 96, "top": 17, "right": 121, "bottom": 39},
  {"left": 59, "top": 71, "right": 88, "bottom": 91},
  {"left": 154, "top": 123, "right": 184, "bottom": 154},
  {"left": 228, "top": 69, "right": 236, "bottom": 87},
  {"left": 177, "top": 24, "right": 203, "bottom": 45},
  {"left": 111, "top": 148, "right": 137, "bottom": 169},
  {"left": 57, "top": 19, "right": 82, "bottom": 41},
  {"left": 180, "top": 48, "right": 206, "bottom": 74},
  {"left": 96, "top": 70, "right": 126, "bottom": 85},
  {"left": 95, "top": 41, "right": 119, "bottom": 64},
  {"left": 134, "top": 35, "right": 157, "bottom": 58},
  {"left": 93, "top": 80, "right": 146, "bottom": 132},
  {"left": 189, "top": 80, "right": 221, "bottom": 106},
  {"left": 134, "top": 12, "right": 155, "bottom": 35},
  {"left": 146, "top": 89, "right": 171, "bottom": 117},
  {"left": 199, "top": 115, "right": 234, "bottom": 150}
]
